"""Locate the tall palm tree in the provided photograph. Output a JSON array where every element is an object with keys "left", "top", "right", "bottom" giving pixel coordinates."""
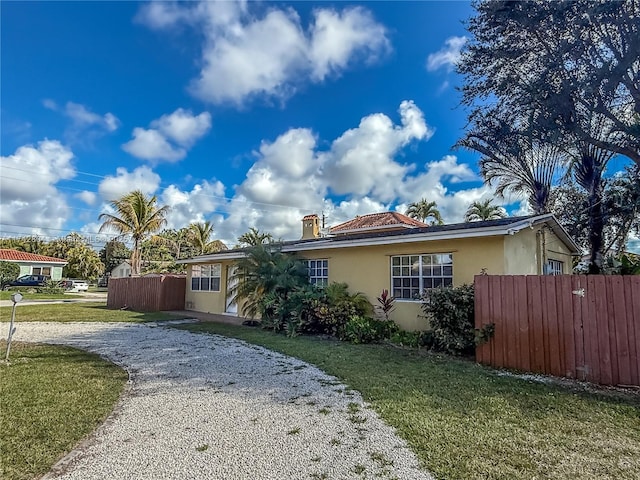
[
  {"left": 464, "top": 199, "right": 507, "bottom": 222},
  {"left": 188, "top": 221, "right": 227, "bottom": 255},
  {"left": 237, "top": 227, "right": 273, "bottom": 247},
  {"left": 98, "top": 190, "right": 170, "bottom": 276},
  {"left": 405, "top": 199, "right": 444, "bottom": 225}
]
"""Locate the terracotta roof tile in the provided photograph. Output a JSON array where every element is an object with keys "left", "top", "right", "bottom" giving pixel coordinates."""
[
  {"left": 330, "top": 212, "right": 427, "bottom": 233},
  {"left": 302, "top": 214, "right": 318, "bottom": 220},
  {"left": 0, "top": 249, "right": 67, "bottom": 264}
]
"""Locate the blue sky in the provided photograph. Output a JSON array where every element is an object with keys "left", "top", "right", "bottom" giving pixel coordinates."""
[{"left": 1, "top": 1, "right": 634, "bottom": 250}]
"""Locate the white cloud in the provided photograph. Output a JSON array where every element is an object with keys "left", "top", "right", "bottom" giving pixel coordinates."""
[
  {"left": 122, "top": 109, "right": 211, "bottom": 163},
  {"left": 42, "top": 100, "right": 120, "bottom": 144},
  {"left": 322, "top": 100, "right": 433, "bottom": 201},
  {"left": 0, "top": 140, "right": 75, "bottom": 233},
  {"left": 308, "top": 7, "right": 390, "bottom": 81},
  {"left": 426, "top": 36, "right": 467, "bottom": 72},
  {"left": 137, "top": 1, "right": 390, "bottom": 106},
  {"left": 98, "top": 166, "right": 161, "bottom": 202},
  {"left": 151, "top": 109, "right": 212, "bottom": 146},
  {"left": 161, "top": 181, "right": 226, "bottom": 230},
  {"left": 122, "top": 128, "right": 186, "bottom": 162},
  {"left": 64, "top": 102, "right": 119, "bottom": 132},
  {"left": 76, "top": 190, "right": 97, "bottom": 206}
]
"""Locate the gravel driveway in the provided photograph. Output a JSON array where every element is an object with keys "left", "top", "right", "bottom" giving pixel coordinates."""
[{"left": 9, "top": 321, "right": 432, "bottom": 480}]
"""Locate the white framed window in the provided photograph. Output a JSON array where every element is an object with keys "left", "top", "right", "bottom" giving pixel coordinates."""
[
  {"left": 306, "top": 259, "right": 328, "bottom": 286},
  {"left": 545, "top": 259, "right": 563, "bottom": 276},
  {"left": 32, "top": 267, "right": 51, "bottom": 277},
  {"left": 391, "top": 253, "right": 453, "bottom": 301},
  {"left": 191, "top": 264, "right": 221, "bottom": 291}
]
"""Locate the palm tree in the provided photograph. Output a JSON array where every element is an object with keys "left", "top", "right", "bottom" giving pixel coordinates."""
[
  {"left": 227, "top": 244, "right": 308, "bottom": 319},
  {"left": 464, "top": 199, "right": 507, "bottom": 222},
  {"left": 405, "top": 199, "right": 444, "bottom": 225},
  {"left": 98, "top": 190, "right": 170, "bottom": 276},
  {"left": 237, "top": 227, "right": 273, "bottom": 247},
  {"left": 188, "top": 221, "right": 227, "bottom": 255}
]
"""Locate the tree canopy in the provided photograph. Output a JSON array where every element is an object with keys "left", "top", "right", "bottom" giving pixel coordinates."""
[
  {"left": 98, "top": 190, "right": 170, "bottom": 276},
  {"left": 459, "top": 0, "right": 640, "bottom": 166},
  {"left": 464, "top": 199, "right": 506, "bottom": 222},
  {"left": 405, "top": 199, "right": 444, "bottom": 225}
]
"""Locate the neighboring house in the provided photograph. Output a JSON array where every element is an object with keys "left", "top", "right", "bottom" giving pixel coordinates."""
[
  {"left": 110, "top": 261, "right": 132, "bottom": 278},
  {"left": 0, "top": 249, "right": 67, "bottom": 281},
  {"left": 178, "top": 212, "right": 580, "bottom": 330}
]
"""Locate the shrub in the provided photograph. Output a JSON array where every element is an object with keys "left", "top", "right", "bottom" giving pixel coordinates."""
[
  {"left": 37, "top": 280, "right": 65, "bottom": 294},
  {"left": 375, "top": 289, "right": 395, "bottom": 321},
  {"left": 421, "top": 284, "right": 476, "bottom": 355},
  {"left": 0, "top": 261, "right": 20, "bottom": 288},
  {"left": 340, "top": 316, "right": 399, "bottom": 344}
]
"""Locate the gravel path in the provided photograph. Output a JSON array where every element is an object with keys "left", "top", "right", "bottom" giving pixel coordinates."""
[{"left": 9, "top": 322, "right": 432, "bottom": 480}]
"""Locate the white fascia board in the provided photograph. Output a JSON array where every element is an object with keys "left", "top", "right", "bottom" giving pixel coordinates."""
[
  {"left": 176, "top": 251, "right": 246, "bottom": 264},
  {"left": 281, "top": 225, "right": 514, "bottom": 252}
]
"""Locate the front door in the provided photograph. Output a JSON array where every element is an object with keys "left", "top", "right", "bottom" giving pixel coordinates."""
[{"left": 225, "top": 265, "right": 238, "bottom": 315}]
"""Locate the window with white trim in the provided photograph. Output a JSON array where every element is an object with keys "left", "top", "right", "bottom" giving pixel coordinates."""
[
  {"left": 32, "top": 267, "right": 51, "bottom": 277},
  {"left": 391, "top": 253, "right": 453, "bottom": 300},
  {"left": 545, "top": 259, "right": 563, "bottom": 276},
  {"left": 191, "top": 264, "right": 221, "bottom": 291},
  {"left": 306, "top": 259, "right": 328, "bottom": 286}
]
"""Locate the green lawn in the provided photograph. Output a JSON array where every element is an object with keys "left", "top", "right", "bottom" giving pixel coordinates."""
[
  {"left": 0, "top": 302, "right": 179, "bottom": 322},
  {"left": 0, "top": 291, "right": 79, "bottom": 301},
  {"left": 180, "top": 322, "right": 640, "bottom": 480},
  {"left": 1, "top": 342, "right": 127, "bottom": 480}
]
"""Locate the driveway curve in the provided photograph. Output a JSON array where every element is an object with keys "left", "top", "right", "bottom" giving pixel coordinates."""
[{"left": 10, "top": 322, "right": 432, "bottom": 480}]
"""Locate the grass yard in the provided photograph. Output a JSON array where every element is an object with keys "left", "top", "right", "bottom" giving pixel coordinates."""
[
  {"left": 181, "top": 322, "right": 640, "bottom": 480},
  {"left": 0, "top": 291, "right": 79, "bottom": 301},
  {"left": 1, "top": 342, "right": 127, "bottom": 480},
  {"left": 0, "top": 302, "right": 178, "bottom": 322}
]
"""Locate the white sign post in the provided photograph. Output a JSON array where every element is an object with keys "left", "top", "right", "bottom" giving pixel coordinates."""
[{"left": 5, "top": 292, "right": 23, "bottom": 362}]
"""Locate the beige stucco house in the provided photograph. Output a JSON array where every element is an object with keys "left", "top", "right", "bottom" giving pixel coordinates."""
[{"left": 178, "top": 212, "right": 580, "bottom": 330}]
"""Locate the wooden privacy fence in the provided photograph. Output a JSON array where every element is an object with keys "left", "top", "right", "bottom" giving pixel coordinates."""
[
  {"left": 475, "top": 275, "right": 640, "bottom": 387},
  {"left": 107, "top": 275, "right": 186, "bottom": 312}
]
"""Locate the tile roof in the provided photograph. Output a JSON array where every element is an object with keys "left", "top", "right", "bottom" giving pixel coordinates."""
[
  {"left": 0, "top": 249, "right": 67, "bottom": 264},
  {"left": 330, "top": 212, "right": 428, "bottom": 233},
  {"left": 302, "top": 214, "right": 318, "bottom": 220}
]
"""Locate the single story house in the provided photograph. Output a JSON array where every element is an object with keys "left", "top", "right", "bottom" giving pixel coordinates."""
[
  {"left": 0, "top": 249, "right": 67, "bottom": 281},
  {"left": 177, "top": 212, "right": 580, "bottom": 330},
  {"left": 110, "top": 261, "right": 132, "bottom": 279}
]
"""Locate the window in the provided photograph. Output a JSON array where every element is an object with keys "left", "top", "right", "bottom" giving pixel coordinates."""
[
  {"left": 191, "top": 264, "right": 221, "bottom": 291},
  {"left": 32, "top": 267, "right": 51, "bottom": 277},
  {"left": 391, "top": 253, "right": 453, "bottom": 300},
  {"left": 306, "top": 259, "right": 328, "bottom": 286},
  {"left": 545, "top": 259, "right": 563, "bottom": 276}
]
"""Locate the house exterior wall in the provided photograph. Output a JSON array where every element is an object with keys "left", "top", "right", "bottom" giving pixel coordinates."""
[
  {"left": 17, "top": 263, "right": 64, "bottom": 280},
  {"left": 183, "top": 229, "right": 575, "bottom": 331},
  {"left": 504, "top": 227, "right": 573, "bottom": 275},
  {"left": 185, "top": 260, "right": 237, "bottom": 314},
  {"left": 295, "top": 236, "right": 505, "bottom": 331},
  {"left": 111, "top": 262, "right": 132, "bottom": 278}
]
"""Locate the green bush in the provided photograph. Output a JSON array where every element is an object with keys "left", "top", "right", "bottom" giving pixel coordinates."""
[
  {"left": 340, "top": 316, "right": 399, "bottom": 344},
  {"left": 37, "top": 280, "right": 65, "bottom": 294},
  {"left": 421, "top": 284, "right": 476, "bottom": 355},
  {"left": 259, "top": 282, "right": 374, "bottom": 338},
  {"left": 0, "top": 261, "right": 20, "bottom": 288}
]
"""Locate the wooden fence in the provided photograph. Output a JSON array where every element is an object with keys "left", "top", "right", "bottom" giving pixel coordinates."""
[
  {"left": 107, "top": 275, "right": 186, "bottom": 312},
  {"left": 475, "top": 275, "right": 640, "bottom": 387}
]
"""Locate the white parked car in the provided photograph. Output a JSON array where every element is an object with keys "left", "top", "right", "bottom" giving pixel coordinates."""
[{"left": 63, "top": 280, "right": 89, "bottom": 292}]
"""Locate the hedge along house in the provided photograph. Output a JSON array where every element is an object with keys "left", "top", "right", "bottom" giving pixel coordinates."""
[
  {"left": 0, "top": 249, "right": 67, "bottom": 281},
  {"left": 178, "top": 212, "right": 580, "bottom": 331}
]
